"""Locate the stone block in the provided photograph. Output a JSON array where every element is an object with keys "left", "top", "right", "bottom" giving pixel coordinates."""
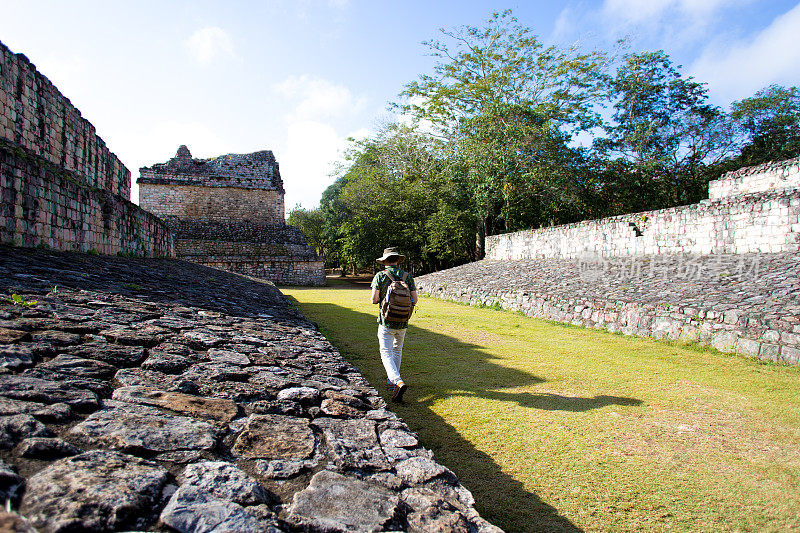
[
  {"left": 780, "top": 346, "right": 800, "bottom": 365},
  {"left": 734, "top": 338, "right": 761, "bottom": 358},
  {"left": 759, "top": 344, "right": 780, "bottom": 362},
  {"left": 710, "top": 331, "right": 739, "bottom": 353}
]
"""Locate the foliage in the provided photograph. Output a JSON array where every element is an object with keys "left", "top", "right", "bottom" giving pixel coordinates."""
[
  {"left": 313, "top": 11, "right": 800, "bottom": 275},
  {"left": 287, "top": 205, "right": 327, "bottom": 257},
  {"left": 596, "top": 51, "right": 737, "bottom": 209},
  {"left": 730, "top": 84, "right": 800, "bottom": 166},
  {"left": 7, "top": 294, "right": 37, "bottom": 307},
  {"left": 398, "top": 10, "right": 608, "bottom": 132}
]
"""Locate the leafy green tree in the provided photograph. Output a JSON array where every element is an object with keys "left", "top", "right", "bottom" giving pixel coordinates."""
[
  {"left": 399, "top": 10, "right": 608, "bottom": 131},
  {"left": 318, "top": 126, "right": 444, "bottom": 273},
  {"left": 731, "top": 85, "right": 800, "bottom": 166},
  {"left": 286, "top": 205, "right": 326, "bottom": 257},
  {"left": 457, "top": 102, "right": 588, "bottom": 243},
  {"left": 597, "top": 51, "right": 736, "bottom": 209},
  {"left": 398, "top": 10, "right": 608, "bottom": 257}
]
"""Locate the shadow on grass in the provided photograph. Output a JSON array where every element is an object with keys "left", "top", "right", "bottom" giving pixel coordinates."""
[{"left": 290, "top": 300, "right": 643, "bottom": 532}]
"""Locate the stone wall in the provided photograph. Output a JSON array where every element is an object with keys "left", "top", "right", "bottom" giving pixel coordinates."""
[
  {"left": 487, "top": 189, "right": 800, "bottom": 260},
  {"left": 416, "top": 253, "right": 800, "bottom": 366},
  {"left": 166, "top": 219, "right": 325, "bottom": 286},
  {"left": 139, "top": 184, "right": 283, "bottom": 222},
  {"left": 709, "top": 156, "right": 800, "bottom": 199},
  {"left": 137, "top": 147, "right": 324, "bottom": 286},
  {"left": 423, "top": 158, "right": 800, "bottom": 366},
  {"left": 173, "top": 219, "right": 325, "bottom": 286},
  {"left": 0, "top": 40, "right": 173, "bottom": 257},
  {"left": 0, "top": 246, "right": 499, "bottom": 532},
  {"left": 0, "top": 42, "right": 130, "bottom": 198},
  {"left": 197, "top": 256, "right": 326, "bottom": 286},
  {"left": 0, "top": 140, "right": 173, "bottom": 256}
]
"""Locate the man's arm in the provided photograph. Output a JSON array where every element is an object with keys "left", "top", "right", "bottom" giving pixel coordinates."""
[
  {"left": 371, "top": 288, "right": 381, "bottom": 304},
  {"left": 410, "top": 290, "right": 417, "bottom": 305}
]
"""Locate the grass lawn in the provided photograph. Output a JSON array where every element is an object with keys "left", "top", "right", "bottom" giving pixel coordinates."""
[{"left": 281, "top": 279, "right": 800, "bottom": 533}]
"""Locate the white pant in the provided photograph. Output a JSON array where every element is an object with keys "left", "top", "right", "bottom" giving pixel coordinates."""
[{"left": 378, "top": 325, "right": 406, "bottom": 384}]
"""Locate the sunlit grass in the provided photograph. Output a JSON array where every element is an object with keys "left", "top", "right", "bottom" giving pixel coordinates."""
[{"left": 281, "top": 285, "right": 800, "bottom": 533}]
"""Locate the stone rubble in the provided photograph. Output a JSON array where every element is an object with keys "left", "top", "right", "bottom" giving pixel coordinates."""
[{"left": 0, "top": 245, "right": 501, "bottom": 532}]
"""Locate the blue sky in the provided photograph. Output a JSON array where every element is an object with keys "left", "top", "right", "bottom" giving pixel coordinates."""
[{"left": 2, "top": 0, "right": 799, "bottom": 209}]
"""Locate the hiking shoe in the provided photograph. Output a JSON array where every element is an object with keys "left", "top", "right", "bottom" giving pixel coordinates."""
[
  {"left": 386, "top": 379, "right": 395, "bottom": 390},
  {"left": 391, "top": 381, "right": 407, "bottom": 403}
]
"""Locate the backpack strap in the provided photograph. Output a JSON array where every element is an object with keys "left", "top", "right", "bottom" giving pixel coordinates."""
[{"left": 384, "top": 269, "right": 397, "bottom": 282}]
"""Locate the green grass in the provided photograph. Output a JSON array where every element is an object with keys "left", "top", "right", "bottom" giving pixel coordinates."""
[{"left": 281, "top": 284, "right": 800, "bottom": 533}]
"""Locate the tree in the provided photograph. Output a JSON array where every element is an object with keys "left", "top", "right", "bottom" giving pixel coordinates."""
[
  {"left": 731, "top": 85, "right": 800, "bottom": 166},
  {"left": 457, "top": 103, "right": 588, "bottom": 238},
  {"left": 398, "top": 10, "right": 609, "bottom": 256},
  {"left": 286, "top": 206, "right": 326, "bottom": 257},
  {"left": 597, "top": 51, "right": 736, "bottom": 208},
  {"left": 399, "top": 10, "right": 607, "bottom": 131},
  {"left": 319, "top": 125, "right": 451, "bottom": 274}
]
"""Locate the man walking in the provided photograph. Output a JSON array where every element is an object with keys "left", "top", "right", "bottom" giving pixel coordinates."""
[{"left": 371, "top": 247, "right": 417, "bottom": 402}]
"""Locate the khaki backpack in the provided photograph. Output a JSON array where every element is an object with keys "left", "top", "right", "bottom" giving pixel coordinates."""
[{"left": 381, "top": 270, "right": 414, "bottom": 323}]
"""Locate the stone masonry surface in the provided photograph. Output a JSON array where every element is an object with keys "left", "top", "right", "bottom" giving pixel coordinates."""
[
  {"left": 0, "top": 40, "right": 172, "bottom": 257},
  {"left": 416, "top": 253, "right": 800, "bottom": 365},
  {"left": 708, "top": 156, "right": 800, "bottom": 199},
  {"left": 486, "top": 159, "right": 800, "bottom": 260},
  {"left": 0, "top": 245, "right": 499, "bottom": 532},
  {"left": 138, "top": 145, "right": 284, "bottom": 222},
  {"left": 0, "top": 42, "right": 129, "bottom": 198},
  {"left": 137, "top": 146, "right": 324, "bottom": 286},
  {"left": 0, "top": 141, "right": 173, "bottom": 256}
]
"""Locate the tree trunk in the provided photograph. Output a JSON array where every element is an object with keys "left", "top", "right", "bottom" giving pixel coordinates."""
[{"left": 475, "top": 216, "right": 487, "bottom": 260}]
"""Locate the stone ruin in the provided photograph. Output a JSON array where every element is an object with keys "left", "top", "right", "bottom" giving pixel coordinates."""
[
  {"left": 0, "top": 246, "right": 499, "bottom": 532},
  {"left": 417, "top": 156, "right": 800, "bottom": 365},
  {"left": 0, "top": 39, "right": 500, "bottom": 531},
  {"left": 138, "top": 146, "right": 325, "bottom": 286},
  {"left": 0, "top": 41, "right": 172, "bottom": 256}
]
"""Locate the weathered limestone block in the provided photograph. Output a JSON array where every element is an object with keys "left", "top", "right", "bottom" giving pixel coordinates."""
[
  {"left": 231, "top": 414, "right": 315, "bottom": 460},
  {"left": 395, "top": 456, "right": 450, "bottom": 485},
  {"left": 0, "top": 343, "right": 52, "bottom": 372},
  {"left": 64, "top": 342, "right": 146, "bottom": 367},
  {"left": 313, "top": 417, "right": 390, "bottom": 470},
  {"left": 37, "top": 354, "right": 117, "bottom": 380},
  {"left": 160, "top": 485, "right": 284, "bottom": 533},
  {"left": 69, "top": 400, "right": 223, "bottom": 453},
  {"left": 16, "top": 437, "right": 80, "bottom": 459},
  {"left": 0, "top": 375, "right": 98, "bottom": 410},
  {"left": 111, "top": 386, "right": 239, "bottom": 423},
  {"left": 287, "top": 470, "right": 399, "bottom": 532},
  {"left": 21, "top": 451, "right": 169, "bottom": 532},
  {"left": 180, "top": 461, "right": 273, "bottom": 506}
]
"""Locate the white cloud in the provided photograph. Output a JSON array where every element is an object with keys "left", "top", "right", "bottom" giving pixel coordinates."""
[
  {"left": 691, "top": 3, "right": 800, "bottom": 102},
  {"left": 281, "top": 120, "right": 349, "bottom": 210},
  {"left": 272, "top": 75, "right": 371, "bottom": 209},
  {"left": 184, "top": 27, "right": 237, "bottom": 65},
  {"left": 328, "top": 0, "right": 350, "bottom": 8},
  {"left": 274, "top": 75, "right": 366, "bottom": 121}
]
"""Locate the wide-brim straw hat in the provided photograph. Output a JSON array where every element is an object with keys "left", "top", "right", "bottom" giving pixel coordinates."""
[{"left": 376, "top": 247, "right": 405, "bottom": 264}]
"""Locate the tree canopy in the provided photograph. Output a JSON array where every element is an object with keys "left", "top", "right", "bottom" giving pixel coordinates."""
[{"left": 287, "top": 11, "right": 800, "bottom": 276}]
